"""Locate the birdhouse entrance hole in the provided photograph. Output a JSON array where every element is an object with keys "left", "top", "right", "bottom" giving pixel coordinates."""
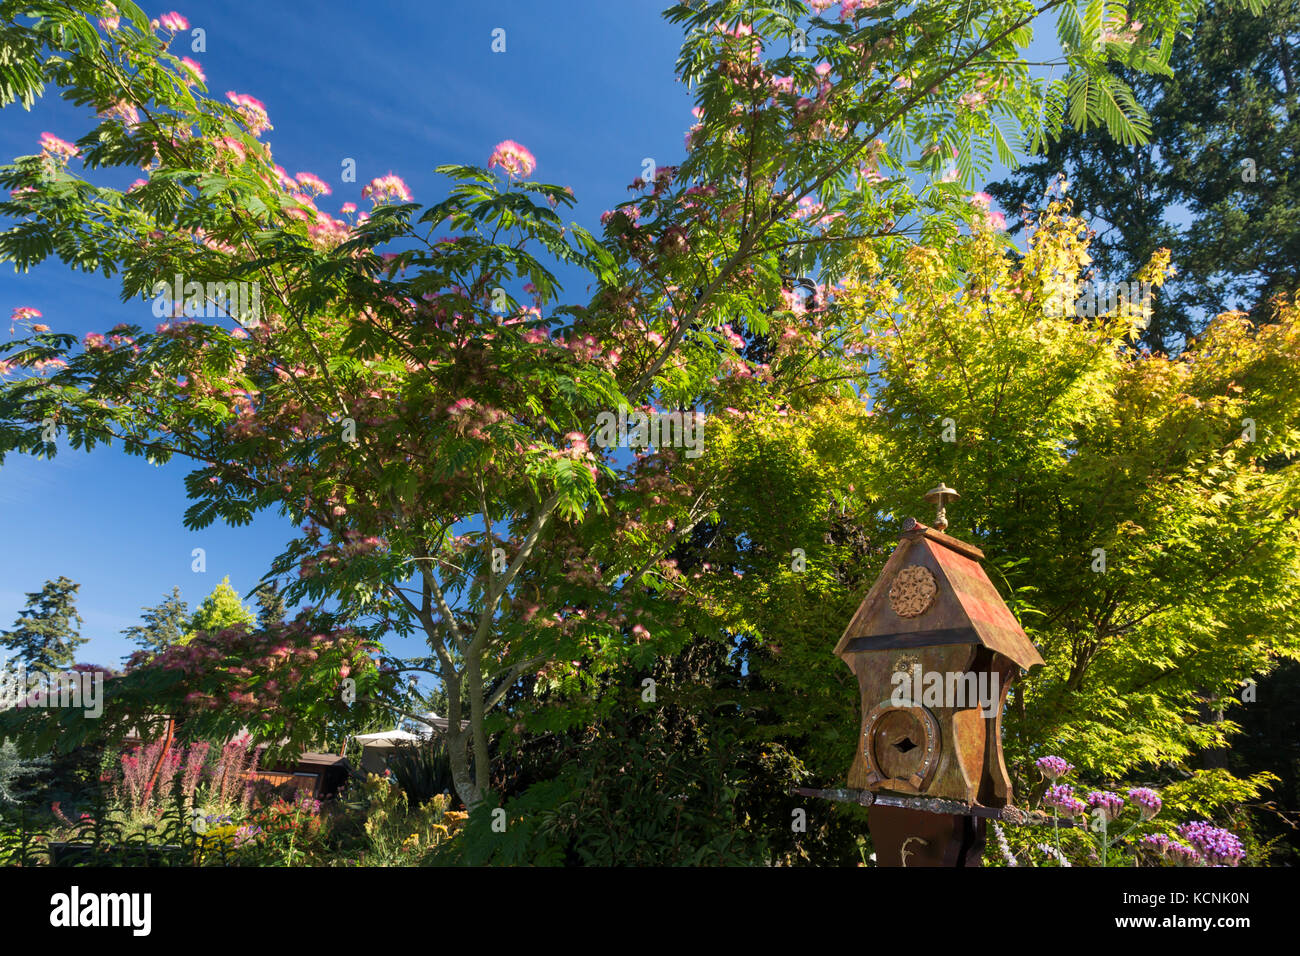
[{"left": 863, "top": 701, "right": 941, "bottom": 792}]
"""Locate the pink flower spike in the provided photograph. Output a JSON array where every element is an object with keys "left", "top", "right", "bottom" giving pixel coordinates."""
[{"left": 158, "top": 11, "right": 189, "bottom": 32}]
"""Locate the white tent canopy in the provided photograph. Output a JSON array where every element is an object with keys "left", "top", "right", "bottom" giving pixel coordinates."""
[{"left": 351, "top": 729, "right": 422, "bottom": 748}]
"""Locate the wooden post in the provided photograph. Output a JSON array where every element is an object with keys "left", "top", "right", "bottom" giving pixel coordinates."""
[{"left": 867, "top": 806, "right": 986, "bottom": 867}]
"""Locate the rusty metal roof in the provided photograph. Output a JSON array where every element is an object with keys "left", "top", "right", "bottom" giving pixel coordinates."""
[{"left": 834, "top": 520, "right": 1045, "bottom": 670}]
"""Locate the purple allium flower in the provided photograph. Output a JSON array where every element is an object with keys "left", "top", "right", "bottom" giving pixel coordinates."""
[
  {"left": 1087, "top": 790, "right": 1125, "bottom": 822},
  {"left": 1177, "top": 821, "right": 1245, "bottom": 866},
  {"left": 1127, "top": 787, "right": 1162, "bottom": 821},
  {"left": 1035, "top": 755, "right": 1073, "bottom": 781}
]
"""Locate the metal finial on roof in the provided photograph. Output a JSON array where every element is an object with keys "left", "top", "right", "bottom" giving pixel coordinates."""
[{"left": 923, "top": 482, "right": 960, "bottom": 532}]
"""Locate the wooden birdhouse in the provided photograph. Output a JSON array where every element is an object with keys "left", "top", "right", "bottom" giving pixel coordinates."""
[{"left": 834, "top": 485, "right": 1044, "bottom": 811}]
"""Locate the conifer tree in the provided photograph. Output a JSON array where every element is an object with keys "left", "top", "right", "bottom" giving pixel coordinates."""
[
  {"left": 253, "top": 581, "right": 287, "bottom": 630},
  {"left": 989, "top": 0, "right": 1300, "bottom": 352},
  {"left": 184, "top": 576, "right": 255, "bottom": 641},
  {"left": 0, "top": 576, "right": 85, "bottom": 672},
  {"left": 121, "top": 586, "right": 189, "bottom": 657}
]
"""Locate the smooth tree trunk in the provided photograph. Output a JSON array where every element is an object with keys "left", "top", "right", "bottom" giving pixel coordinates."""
[{"left": 442, "top": 671, "right": 483, "bottom": 808}]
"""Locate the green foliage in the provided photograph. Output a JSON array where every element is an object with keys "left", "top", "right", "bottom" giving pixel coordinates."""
[
  {"left": 457, "top": 729, "right": 770, "bottom": 866},
  {"left": 121, "top": 586, "right": 189, "bottom": 657},
  {"left": 457, "top": 635, "right": 867, "bottom": 866},
  {"left": 0, "top": 738, "right": 50, "bottom": 806},
  {"left": 386, "top": 740, "right": 454, "bottom": 807},
  {"left": 0, "top": 612, "right": 399, "bottom": 767},
  {"left": 184, "top": 576, "right": 255, "bottom": 641},
  {"left": 991, "top": 0, "right": 1300, "bottom": 351},
  {"left": 1229, "top": 658, "right": 1300, "bottom": 862},
  {"left": 324, "top": 773, "right": 463, "bottom": 866},
  {"left": 0, "top": 575, "right": 85, "bottom": 672},
  {"left": 253, "top": 581, "right": 287, "bottom": 630}
]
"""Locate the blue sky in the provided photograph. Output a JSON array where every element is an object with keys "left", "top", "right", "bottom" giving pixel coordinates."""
[{"left": 0, "top": 1, "right": 1056, "bottom": 668}]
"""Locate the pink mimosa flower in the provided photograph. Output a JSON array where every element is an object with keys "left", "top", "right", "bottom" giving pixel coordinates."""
[
  {"left": 102, "top": 101, "right": 139, "bottom": 125},
  {"left": 213, "top": 137, "right": 245, "bottom": 164},
  {"left": 39, "top": 133, "right": 78, "bottom": 161},
  {"left": 295, "top": 172, "right": 331, "bottom": 196},
  {"left": 360, "top": 174, "right": 412, "bottom": 204},
  {"left": 488, "top": 140, "right": 536, "bottom": 179},
  {"left": 179, "top": 57, "right": 205, "bottom": 83},
  {"left": 446, "top": 397, "right": 476, "bottom": 416},
  {"left": 226, "top": 91, "right": 271, "bottom": 136}
]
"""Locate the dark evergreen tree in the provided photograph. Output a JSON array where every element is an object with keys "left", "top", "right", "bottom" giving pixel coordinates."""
[
  {"left": 121, "top": 586, "right": 189, "bottom": 657},
  {"left": 0, "top": 576, "right": 85, "bottom": 672},
  {"left": 253, "top": 580, "right": 287, "bottom": 629},
  {"left": 989, "top": 0, "right": 1300, "bottom": 352}
]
